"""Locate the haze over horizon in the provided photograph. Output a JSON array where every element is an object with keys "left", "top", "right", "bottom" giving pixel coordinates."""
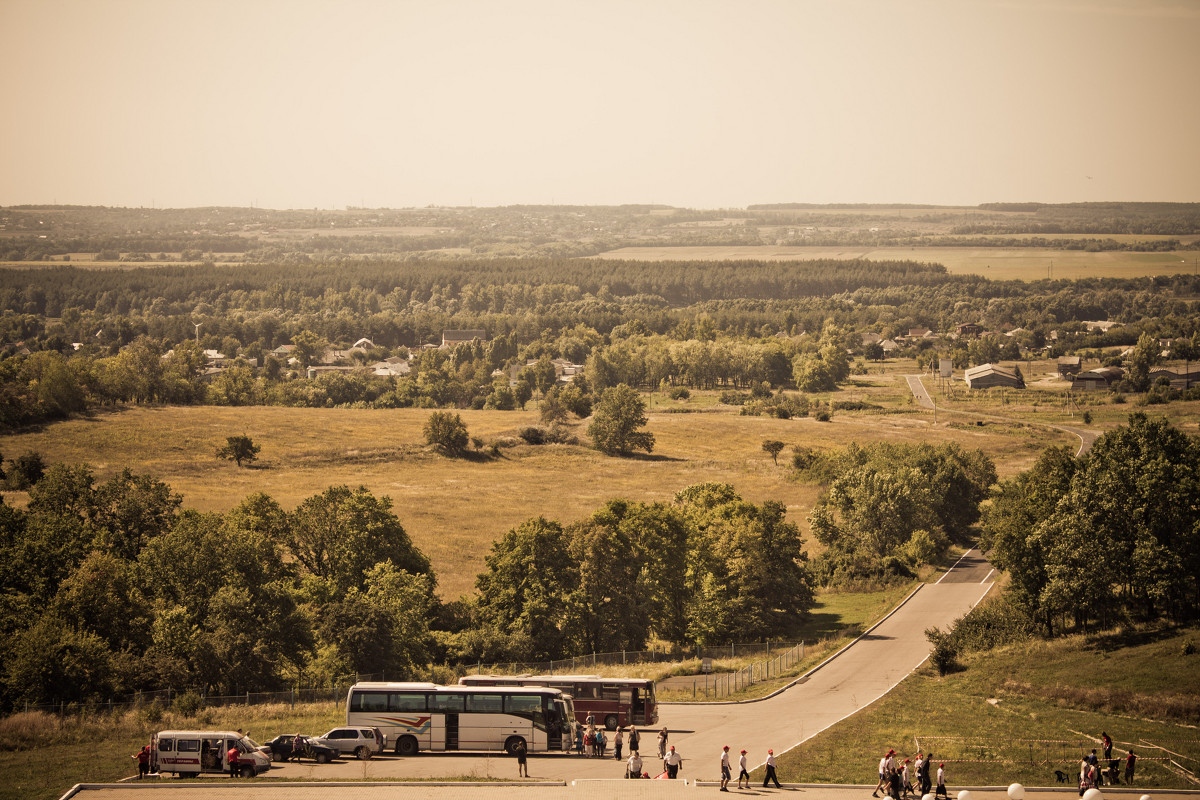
[{"left": 3, "top": 0, "right": 1198, "bottom": 211}]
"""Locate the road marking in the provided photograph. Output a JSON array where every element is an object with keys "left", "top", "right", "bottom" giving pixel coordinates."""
[
  {"left": 936, "top": 548, "right": 973, "bottom": 584},
  {"left": 981, "top": 568, "right": 995, "bottom": 583}
]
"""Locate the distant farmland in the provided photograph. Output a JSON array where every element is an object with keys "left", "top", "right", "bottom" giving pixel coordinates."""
[{"left": 594, "top": 246, "right": 1200, "bottom": 281}]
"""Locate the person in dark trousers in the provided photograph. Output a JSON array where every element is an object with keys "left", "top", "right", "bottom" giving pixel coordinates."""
[
  {"left": 935, "top": 763, "right": 947, "bottom": 799},
  {"left": 1125, "top": 751, "right": 1136, "bottom": 785},
  {"left": 1102, "top": 732, "right": 1112, "bottom": 761},
  {"left": 1087, "top": 749, "right": 1102, "bottom": 786},
  {"left": 737, "top": 749, "right": 751, "bottom": 789},
  {"left": 132, "top": 745, "right": 151, "bottom": 779},
  {"left": 663, "top": 745, "right": 683, "bottom": 779},
  {"left": 514, "top": 739, "right": 528, "bottom": 777},
  {"left": 628, "top": 726, "right": 639, "bottom": 754},
  {"left": 720, "top": 745, "right": 732, "bottom": 792},
  {"left": 227, "top": 745, "right": 240, "bottom": 779},
  {"left": 763, "top": 748, "right": 781, "bottom": 788},
  {"left": 614, "top": 727, "right": 624, "bottom": 761},
  {"left": 922, "top": 752, "right": 935, "bottom": 796}
]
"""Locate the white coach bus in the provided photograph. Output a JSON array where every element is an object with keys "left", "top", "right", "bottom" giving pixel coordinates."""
[{"left": 345, "top": 681, "right": 575, "bottom": 756}]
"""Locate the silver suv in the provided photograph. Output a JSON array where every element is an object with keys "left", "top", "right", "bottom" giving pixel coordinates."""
[{"left": 315, "top": 727, "right": 385, "bottom": 760}]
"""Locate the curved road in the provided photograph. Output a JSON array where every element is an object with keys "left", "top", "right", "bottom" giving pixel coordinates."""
[{"left": 905, "top": 374, "right": 1099, "bottom": 456}]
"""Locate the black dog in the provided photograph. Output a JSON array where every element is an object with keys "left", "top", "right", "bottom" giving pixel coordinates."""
[{"left": 1054, "top": 770, "right": 1068, "bottom": 784}]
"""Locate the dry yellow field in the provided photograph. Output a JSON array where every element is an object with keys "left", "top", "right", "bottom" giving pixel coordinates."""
[
  {"left": 0, "top": 373, "right": 1070, "bottom": 598},
  {"left": 593, "top": 245, "right": 1200, "bottom": 281}
]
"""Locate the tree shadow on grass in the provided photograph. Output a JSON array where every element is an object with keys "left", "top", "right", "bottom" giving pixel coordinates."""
[{"left": 616, "top": 452, "right": 686, "bottom": 462}]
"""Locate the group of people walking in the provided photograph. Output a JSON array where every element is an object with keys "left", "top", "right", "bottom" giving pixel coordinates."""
[
  {"left": 873, "top": 748, "right": 946, "bottom": 800},
  {"left": 719, "top": 745, "right": 781, "bottom": 790}
]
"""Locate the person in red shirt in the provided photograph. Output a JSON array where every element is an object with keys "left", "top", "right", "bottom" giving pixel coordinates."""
[
  {"left": 227, "top": 745, "right": 240, "bottom": 779},
  {"left": 131, "top": 744, "right": 150, "bottom": 779}
]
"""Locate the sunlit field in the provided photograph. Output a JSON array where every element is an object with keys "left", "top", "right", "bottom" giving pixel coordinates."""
[
  {"left": 0, "top": 364, "right": 1079, "bottom": 599},
  {"left": 593, "top": 245, "right": 1200, "bottom": 281}
]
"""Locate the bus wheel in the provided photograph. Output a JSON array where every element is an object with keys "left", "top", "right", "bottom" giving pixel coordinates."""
[
  {"left": 355, "top": 745, "right": 372, "bottom": 760},
  {"left": 396, "top": 736, "right": 419, "bottom": 757},
  {"left": 604, "top": 714, "right": 618, "bottom": 731},
  {"left": 505, "top": 736, "right": 527, "bottom": 756}
]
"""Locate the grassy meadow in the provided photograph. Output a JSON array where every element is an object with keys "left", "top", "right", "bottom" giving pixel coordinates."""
[
  {"left": 593, "top": 245, "right": 1200, "bottom": 281},
  {"left": 0, "top": 360, "right": 1086, "bottom": 599},
  {"left": 768, "top": 623, "right": 1200, "bottom": 790}
]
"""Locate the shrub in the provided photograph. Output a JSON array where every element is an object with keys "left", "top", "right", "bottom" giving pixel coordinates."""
[
  {"left": 832, "top": 400, "right": 882, "bottom": 412},
  {"left": 5, "top": 450, "right": 46, "bottom": 489},
  {"left": 925, "top": 627, "right": 960, "bottom": 675},
  {"left": 139, "top": 698, "right": 165, "bottom": 726},
  {"left": 719, "top": 390, "right": 750, "bottom": 406},
  {"left": 669, "top": 387, "right": 690, "bottom": 400},
  {"left": 1082, "top": 410, "right": 1093, "bottom": 424},
  {"left": 171, "top": 690, "right": 204, "bottom": 718},
  {"left": 814, "top": 408, "right": 831, "bottom": 422}
]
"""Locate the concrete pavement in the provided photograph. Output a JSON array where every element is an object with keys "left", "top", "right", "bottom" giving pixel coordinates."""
[{"left": 61, "top": 781, "right": 1199, "bottom": 800}]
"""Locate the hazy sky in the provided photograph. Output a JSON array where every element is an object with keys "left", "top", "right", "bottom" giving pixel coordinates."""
[{"left": 3, "top": 0, "right": 1198, "bottom": 209}]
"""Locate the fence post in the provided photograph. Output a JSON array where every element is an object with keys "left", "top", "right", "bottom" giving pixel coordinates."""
[{"left": 623, "top": 650, "right": 626, "bottom": 665}]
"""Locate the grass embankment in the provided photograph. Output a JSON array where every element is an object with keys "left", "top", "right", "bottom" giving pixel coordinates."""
[{"left": 766, "top": 624, "right": 1200, "bottom": 790}]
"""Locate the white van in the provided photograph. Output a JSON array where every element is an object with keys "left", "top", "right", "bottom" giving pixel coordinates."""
[{"left": 153, "top": 730, "right": 271, "bottom": 777}]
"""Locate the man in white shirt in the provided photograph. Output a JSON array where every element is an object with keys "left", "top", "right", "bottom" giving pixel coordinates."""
[
  {"left": 763, "top": 748, "right": 781, "bottom": 789},
  {"left": 663, "top": 745, "right": 684, "bottom": 779},
  {"left": 626, "top": 750, "right": 642, "bottom": 779},
  {"left": 936, "top": 763, "right": 947, "bottom": 799},
  {"left": 737, "top": 749, "right": 750, "bottom": 789},
  {"left": 720, "top": 745, "right": 732, "bottom": 792}
]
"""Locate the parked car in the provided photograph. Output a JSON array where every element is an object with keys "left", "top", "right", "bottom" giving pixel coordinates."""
[
  {"left": 260, "top": 733, "right": 338, "bottom": 764},
  {"left": 315, "top": 726, "right": 386, "bottom": 760}
]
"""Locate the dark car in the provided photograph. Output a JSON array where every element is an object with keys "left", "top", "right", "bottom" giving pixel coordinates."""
[{"left": 260, "top": 733, "right": 338, "bottom": 764}]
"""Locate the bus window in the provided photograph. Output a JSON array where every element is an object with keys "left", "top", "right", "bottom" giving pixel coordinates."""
[
  {"left": 390, "top": 692, "right": 428, "bottom": 712},
  {"left": 350, "top": 691, "right": 389, "bottom": 713},
  {"left": 465, "top": 694, "right": 502, "bottom": 713},
  {"left": 429, "top": 693, "right": 464, "bottom": 713},
  {"left": 506, "top": 693, "right": 542, "bottom": 718}
]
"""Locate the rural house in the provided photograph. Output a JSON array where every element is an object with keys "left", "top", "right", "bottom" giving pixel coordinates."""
[
  {"left": 964, "top": 363, "right": 1025, "bottom": 390},
  {"left": 1057, "top": 356, "right": 1082, "bottom": 377},
  {"left": 441, "top": 329, "right": 488, "bottom": 348},
  {"left": 1071, "top": 366, "right": 1124, "bottom": 391}
]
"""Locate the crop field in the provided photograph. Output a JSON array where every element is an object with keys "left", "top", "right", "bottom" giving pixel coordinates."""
[
  {"left": 593, "top": 245, "right": 1200, "bottom": 281},
  {"left": 0, "top": 367, "right": 1081, "bottom": 600}
]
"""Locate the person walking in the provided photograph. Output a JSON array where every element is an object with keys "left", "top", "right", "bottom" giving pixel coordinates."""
[
  {"left": 614, "top": 727, "right": 624, "bottom": 761},
  {"left": 227, "top": 745, "right": 241, "bottom": 779},
  {"left": 574, "top": 724, "right": 584, "bottom": 755},
  {"left": 658, "top": 727, "right": 669, "bottom": 759},
  {"left": 720, "top": 745, "right": 732, "bottom": 792},
  {"left": 629, "top": 726, "right": 640, "bottom": 754},
  {"left": 935, "top": 763, "right": 947, "bottom": 800},
  {"left": 663, "top": 745, "right": 684, "bottom": 779},
  {"left": 1078, "top": 756, "right": 1091, "bottom": 797},
  {"left": 901, "top": 759, "right": 913, "bottom": 799},
  {"left": 1125, "top": 751, "right": 1136, "bottom": 785},
  {"left": 921, "top": 752, "right": 934, "bottom": 796},
  {"left": 737, "top": 749, "right": 751, "bottom": 789},
  {"left": 763, "top": 748, "right": 781, "bottom": 789},
  {"left": 626, "top": 750, "right": 643, "bottom": 779},
  {"left": 913, "top": 753, "right": 925, "bottom": 797},
  {"left": 874, "top": 749, "right": 895, "bottom": 797}
]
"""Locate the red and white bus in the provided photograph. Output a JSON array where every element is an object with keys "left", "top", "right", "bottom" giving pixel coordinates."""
[{"left": 459, "top": 674, "right": 657, "bottom": 731}]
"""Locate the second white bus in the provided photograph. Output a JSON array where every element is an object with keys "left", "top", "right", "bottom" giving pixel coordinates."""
[{"left": 345, "top": 682, "right": 575, "bottom": 756}]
